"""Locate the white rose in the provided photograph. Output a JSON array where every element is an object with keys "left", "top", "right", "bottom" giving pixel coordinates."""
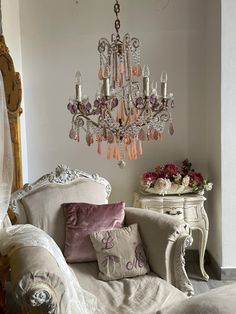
[
  {"left": 205, "top": 182, "right": 213, "bottom": 191},
  {"left": 182, "top": 175, "right": 190, "bottom": 187},
  {"left": 174, "top": 173, "right": 182, "bottom": 184},
  {"left": 154, "top": 178, "right": 171, "bottom": 195},
  {"left": 140, "top": 178, "right": 151, "bottom": 189}
]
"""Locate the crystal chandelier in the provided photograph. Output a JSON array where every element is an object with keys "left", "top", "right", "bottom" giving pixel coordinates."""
[{"left": 67, "top": 0, "right": 174, "bottom": 168}]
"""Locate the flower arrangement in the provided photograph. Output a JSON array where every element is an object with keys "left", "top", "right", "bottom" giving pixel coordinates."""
[{"left": 140, "top": 159, "right": 213, "bottom": 196}]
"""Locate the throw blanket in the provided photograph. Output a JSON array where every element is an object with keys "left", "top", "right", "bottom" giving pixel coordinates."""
[
  {"left": 0, "top": 224, "right": 97, "bottom": 314},
  {"left": 158, "top": 283, "right": 236, "bottom": 314}
]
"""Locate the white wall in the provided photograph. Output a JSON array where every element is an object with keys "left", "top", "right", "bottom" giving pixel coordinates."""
[
  {"left": 1, "top": 0, "right": 28, "bottom": 183},
  {"left": 221, "top": 0, "right": 236, "bottom": 268},
  {"left": 206, "top": 0, "right": 222, "bottom": 267},
  {"left": 18, "top": 0, "right": 207, "bottom": 206},
  {"left": 0, "top": 1, "right": 2, "bottom": 35},
  {"left": 1, "top": 0, "right": 21, "bottom": 70},
  {"left": 3, "top": 0, "right": 235, "bottom": 269}
]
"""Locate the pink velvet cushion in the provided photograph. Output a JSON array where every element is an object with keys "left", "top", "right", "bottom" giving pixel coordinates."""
[{"left": 63, "top": 202, "right": 125, "bottom": 263}]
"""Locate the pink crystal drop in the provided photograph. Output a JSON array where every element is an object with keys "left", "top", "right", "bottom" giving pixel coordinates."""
[
  {"left": 138, "top": 128, "right": 146, "bottom": 141},
  {"left": 132, "top": 65, "right": 138, "bottom": 77},
  {"left": 107, "top": 132, "right": 114, "bottom": 144},
  {"left": 153, "top": 130, "right": 159, "bottom": 140},
  {"left": 72, "top": 104, "right": 78, "bottom": 114},
  {"left": 148, "top": 130, "right": 154, "bottom": 140},
  {"left": 69, "top": 128, "right": 77, "bottom": 140},
  {"left": 169, "top": 123, "right": 174, "bottom": 135},
  {"left": 119, "top": 63, "right": 125, "bottom": 74},
  {"left": 125, "top": 136, "right": 131, "bottom": 145},
  {"left": 86, "top": 134, "right": 93, "bottom": 146},
  {"left": 136, "top": 64, "right": 142, "bottom": 77},
  {"left": 104, "top": 64, "right": 110, "bottom": 78},
  {"left": 98, "top": 68, "right": 104, "bottom": 80},
  {"left": 119, "top": 74, "right": 123, "bottom": 87}
]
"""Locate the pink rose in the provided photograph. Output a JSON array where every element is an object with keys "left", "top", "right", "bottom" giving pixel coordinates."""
[
  {"left": 143, "top": 172, "right": 158, "bottom": 183},
  {"left": 190, "top": 172, "right": 204, "bottom": 185},
  {"left": 182, "top": 159, "right": 192, "bottom": 175},
  {"left": 163, "top": 164, "right": 180, "bottom": 178}
]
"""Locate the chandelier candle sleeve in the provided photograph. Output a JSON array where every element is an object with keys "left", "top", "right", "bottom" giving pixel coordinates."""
[
  {"left": 151, "top": 81, "right": 158, "bottom": 97},
  {"left": 67, "top": 0, "right": 175, "bottom": 164},
  {"left": 161, "top": 71, "right": 168, "bottom": 99},
  {"left": 142, "top": 65, "right": 150, "bottom": 97},
  {"left": 104, "top": 78, "right": 110, "bottom": 97},
  {"left": 75, "top": 71, "right": 82, "bottom": 102}
]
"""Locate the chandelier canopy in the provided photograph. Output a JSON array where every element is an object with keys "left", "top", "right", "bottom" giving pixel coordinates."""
[{"left": 67, "top": 0, "right": 174, "bottom": 168}]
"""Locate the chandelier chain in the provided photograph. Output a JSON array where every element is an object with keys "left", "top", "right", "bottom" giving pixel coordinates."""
[{"left": 114, "top": 0, "right": 121, "bottom": 40}]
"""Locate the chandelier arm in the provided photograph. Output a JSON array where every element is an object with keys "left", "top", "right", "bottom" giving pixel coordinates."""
[
  {"left": 77, "top": 114, "right": 100, "bottom": 128},
  {"left": 72, "top": 113, "right": 83, "bottom": 126},
  {"left": 159, "top": 111, "right": 171, "bottom": 122},
  {"left": 101, "top": 52, "right": 109, "bottom": 64},
  {"left": 138, "top": 107, "right": 147, "bottom": 117},
  {"left": 98, "top": 38, "right": 112, "bottom": 56},
  {"left": 104, "top": 109, "right": 113, "bottom": 120},
  {"left": 153, "top": 106, "right": 168, "bottom": 117},
  {"left": 153, "top": 111, "right": 162, "bottom": 118},
  {"left": 102, "top": 117, "right": 117, "bottom": 132}
]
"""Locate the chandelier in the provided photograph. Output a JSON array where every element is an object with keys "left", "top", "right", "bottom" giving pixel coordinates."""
[{"left": 67, "top": 0, "right": 174, "bottom": 168}]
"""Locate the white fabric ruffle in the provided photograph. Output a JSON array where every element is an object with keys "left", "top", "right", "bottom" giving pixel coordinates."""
[{"left": 0, "top": 72, "right": 13, "bottom": 227}]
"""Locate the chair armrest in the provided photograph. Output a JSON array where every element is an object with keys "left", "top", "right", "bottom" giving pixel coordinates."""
[
  {"left": 9, "top": 246, "right": 65, "bottom": 313},
  {"left": 125, "top": 207, "right": 194, "bottom": 296}
]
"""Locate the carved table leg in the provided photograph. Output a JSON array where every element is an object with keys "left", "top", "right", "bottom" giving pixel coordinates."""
[
  {"left": 198, "top": 227, "right": 209, "bottom": 281},
  {"left": 196, "top": 204, "right": 209, "bottom": 281},
  {"left": 0, "top": 255, "right": 10, "bottom": 313},
  {"left": 185, "top": 201, "right": 209, "bottom": 281}
]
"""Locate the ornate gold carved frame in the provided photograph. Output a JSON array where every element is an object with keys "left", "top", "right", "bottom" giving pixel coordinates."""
[
  {"left": 0, "top": 35, "right": 23, "bottom": 312},
  {"left": 0, "top": 35, "right": 23, "bottom": 192}
]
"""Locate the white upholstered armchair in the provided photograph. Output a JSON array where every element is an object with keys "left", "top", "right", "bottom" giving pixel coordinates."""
[{"left": 2, "top": 165, "right": 194, "bottom": 314}]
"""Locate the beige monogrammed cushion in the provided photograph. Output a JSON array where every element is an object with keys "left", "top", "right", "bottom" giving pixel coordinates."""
[{"left": 90, "top": 224, "right": 149, "bottom": 281}]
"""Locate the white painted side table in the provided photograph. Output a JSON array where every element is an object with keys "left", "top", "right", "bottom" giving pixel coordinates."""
[{"left": 133, "top": 192, "right": 209, "bottom": 280}]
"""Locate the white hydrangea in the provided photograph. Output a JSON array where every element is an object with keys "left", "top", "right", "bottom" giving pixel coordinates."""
[
  {"left": 174, "top": 173, "right": 182, "bottom": 184},
  {"left": 205, "top": 182, "right": 213, "bottom": 191},
  {"left": 182, "top": 175, "right": 190, "bottom": 187},
  {"left": 154, "top": 178, "right": 171, "bottom": 195}
]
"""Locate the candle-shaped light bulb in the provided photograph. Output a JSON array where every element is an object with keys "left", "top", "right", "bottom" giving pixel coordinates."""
[
  {"left": 160, "top": 71, "right": 168, "bottom": 98},
  {"left": 142, "top": 65, "right": 150, "bottom": 78},
  {"left": 103, "top": 77, "right": 110, "bottom": 97},
  {"left": 95, "top": 90, "right": 101, "bottom": 100},
  {"left": 102, "top": 64, "right": 110, "bottom": 97},
  {"left": 103, "top": 64, "right": 111, "bottom": 79},
  {"left": 75, "top": 71, "right": 82, "bottom": 102},
  {"left": 75, "top": 71, "right": 82, "bottom": 85},
  {"left": 151, "top": 81, "right": 158, "bottom": 96},
  {"left": 160, "top": 71, "right": 168, "bottom": 83},
  {"left": 142, "top": 65, "right": 150, "bottom": 97}
]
